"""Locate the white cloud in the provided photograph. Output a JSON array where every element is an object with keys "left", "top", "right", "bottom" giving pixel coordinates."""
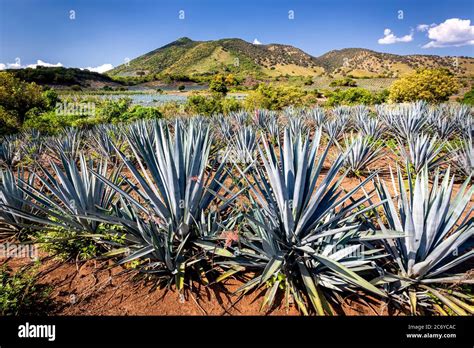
[
  {"left": 421, "top": 18, "right": 474, "bottom": 48},
  {"left": 417, "top": 24, "right": 431, "bottom": 32},
  {"left": 0, "top": 63, "right": 22, "bottom": 70},
  {"left": 0, "top": 59, "right": 62, "bottom": 70},
  {"left": 5, "top": 62, "right": 21, "bottom": 69},
  {"left": 0, "top": 60, "right": 114, "bottom": 74},
  {"left": 26, "top": 60, "right": 63, "bottom": 68},
  {"left": 378, "top": 28, "right": 414, "bottom": 44},
  {"left": 252, "top": 38, "right": 262, "bottom": 45},
  {"left": 82, "top": 63, "right": 114, "bottom": 73}
]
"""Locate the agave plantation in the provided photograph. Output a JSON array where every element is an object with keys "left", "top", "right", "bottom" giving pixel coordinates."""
[{"left": 0, "top": 101, "right": 472, "bottom": 316}]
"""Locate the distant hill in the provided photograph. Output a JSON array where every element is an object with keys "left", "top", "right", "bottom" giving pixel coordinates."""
[
  {"left": 7, "top": 66, "right": 119, "bottom": 88},
  {"left": 108, "top": 37, "right": 474, "bottom": 79},
  {"left": 316, "top": 48, "right": 474, "bottom": 78}
]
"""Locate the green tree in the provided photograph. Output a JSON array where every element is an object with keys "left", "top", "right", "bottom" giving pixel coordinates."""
[
  {"left": 97, "top": 98, "right": 132, "bottom": 123},
  {"left": 209, "top": 74, "right": 228, "bottom": 95},
  {"left": 0, "top": 72, "right": 45, "bottom": 134},
  {"left": 185, "top": 95, "right": 223, "bottom": 115},
  {"left": 325, "top": 88, "right": 386, "bottom": 106},
  {"left": 42, "top": 89, "right": 60, "bottom": 110},
  {"left": 122, "top": 105, "right": 162, "bottom": 122},
  {"left": 389, "top": 69, "right": 459, "bottom": 103},
  {"left": 244, "top": 84, "right": 310, "bottom": 110}
]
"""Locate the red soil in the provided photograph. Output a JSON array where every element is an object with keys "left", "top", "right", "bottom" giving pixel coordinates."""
[{"left": 1, "top": 252, "right": 392, "bottom": 316}]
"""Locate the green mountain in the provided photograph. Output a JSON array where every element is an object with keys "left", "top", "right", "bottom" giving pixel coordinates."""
[
  {"left": 108, "top": 37, "right": 323, "bottom": 79},
  {"left": 108, "top": 37, "right": 474, "bottom": 80}
]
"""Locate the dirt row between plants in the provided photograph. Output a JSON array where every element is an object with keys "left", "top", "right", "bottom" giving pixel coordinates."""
[{"left": 2, "top": 251, "right": 397, "bottom": 316}]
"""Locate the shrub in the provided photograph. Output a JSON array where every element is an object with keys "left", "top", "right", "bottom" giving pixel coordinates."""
[
  {"left": 70, "top": 84, "right": 82, "bottom": 91},
  {"left": 185, "top": 95, "right": 223, "bottom": 115},
  {"left": 97, "top": 98, "right": 131, "bottom": 122},
  {"left": 0, "top": 106, "right": 20, "bottom": 134},
  {"left": 23, "top": 110, "right": 71, "bottom": 134},
  {"left": 0, "top": 264, "right": 52, "bottom": 315},
  {"left": 184, "top": 94, "right": 243, "bottom": 116},
  {"left": 121, "top": 105, "right": 162, "bottom": 122},
  {"left": 0, "top": 72, "right": 45, "bottom": 134},
  {"left": 325, "top": 88, "right": 384, "bottom": 106},
  {"left": 36, "top": 229, "right": 99, "bottom": 261},
  {"left": 42, "top": 89, "right": 60, "bottom": 110},
  {"left": 329, "top": 77, "right": 357, "bottom": 87},
  {"left": 460, "top": 86, "right": 474, "bottom": 105},
  {"left": 244, "top": 84, "right": 312, "bottom": 110},
  {"left": 304, "top": 76, "right": 313, "bottom": 86},
  {"left": 209, "top": 74, "right": 228, "bottom": 95},
  {"left": 221, "top": 96, "right": 242, "bottom": 114},
  {"left": 389, "top": 69, "right": 459, "bottom": 103}
]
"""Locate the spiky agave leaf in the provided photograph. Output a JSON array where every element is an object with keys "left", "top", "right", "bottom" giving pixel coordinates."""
[
  {"left": 378, "top": 101, "right": 428, "bottom": 141},
  {"left": 342, "top": 134, "right": 383, "bottom": 176},
  {"left": 3, "top": 151, "right": 120, "bottom": 234},
  {"left": 0, "top": 168, "right": 39, "bottom": 236},
  {"left": 451, "top": 104, "right": 473, "bottom": 139},
  {"left": 0, "top": 136, "right": 20, "bottom": 168},
  {"left": 306, "top": 106, "right": 327, "bottom": 128},
  {"left": 213, "top": 114, "right": 234, "bottom": 139},
  {"left": 398, "top": 133, "right": 446, "bottom": 173},
  {"left": 333, "top": 106, "right": 352, "bottom": 119},
  {"left": 90, "top": 123, "right": 124, "bottom": 160},
  {"left": 427, "top": 105, "right": 458, "bottom": 140},
  {"left": 125, "top": 119, "right": 158, "bottom": 151},
  {"left": 19, "top": 130, "right": 44, "bottom": 165},
  {"left": 222, "top": 128, "right": 387, "bottom": 314},
  {"left": 95, "top": 197, "right": 239, "bottom": 287},
  {"left": 266, "top": 116, "right": 280, "bottom": 142},
  {"left": 230, "top": 126, "right": 257, "bottom": 165},
  {"left": 449, "top": 134, "right": 474, "bottom": 178},
  {"left": 323, "top": 118, "right": 347, "bottom": 142},
  {"left": 374, "top": 166, "right": 473, "bottom": 314},
  {"left": 228, "top": 110, "right": 250, "bottom": 129},
  {"left": 253, "top": 109, "right": 278, "bottom": 130},
  {"left": 353, "top": 106, "right": 385, "bottom": 140},
  {"left": 91, "top": 119, "right": 241, "bottom": 288},
  {"left": 288, "top": 116, "right": 308, "bottom": 138},
  {"left": 46, "top": 127, "right": 82, "bottom": 160}
]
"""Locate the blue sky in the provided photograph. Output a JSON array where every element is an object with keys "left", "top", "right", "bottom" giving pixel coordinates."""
[{"left": 0, "top": 0, "right": 473, "bottom": 72}]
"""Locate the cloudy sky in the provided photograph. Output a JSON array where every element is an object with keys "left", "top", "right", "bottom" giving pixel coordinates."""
[{"left": 0, "top": 0, "right": 473, "bottom": 72}]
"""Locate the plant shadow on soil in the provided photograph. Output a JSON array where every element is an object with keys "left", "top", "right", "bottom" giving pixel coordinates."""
[{"left": 1, "top": 252, "right": 397, "bottom": 316}]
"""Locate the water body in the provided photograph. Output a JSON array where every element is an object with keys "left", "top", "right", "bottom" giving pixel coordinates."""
[
  {"left": 94, "top": 92, "right": 247, "bottom": 106},
  {"left": 96, "top": 93, "right": 188, "bottom": 106}
]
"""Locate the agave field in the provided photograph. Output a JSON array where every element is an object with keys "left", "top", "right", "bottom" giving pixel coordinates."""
[{"left": 0, "top": 101, "right": 473, "bottom": 316}]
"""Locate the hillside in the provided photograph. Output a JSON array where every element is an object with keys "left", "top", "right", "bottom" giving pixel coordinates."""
[
  {"left": 109, "top": 37, "right": 324, "bottom": 79},
  {"left": 317, "top": 48, "right": 474, "bottom": 78},
  {"left": 8, "top": 66, "right": 120, "bottom": 88},
  {"left": 108, "top": 37, "right": 474, "bottom": 79}
]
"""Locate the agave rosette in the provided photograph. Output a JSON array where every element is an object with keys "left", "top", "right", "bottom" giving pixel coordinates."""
[
  {"left": 373, "top": 166, "right": 473, "bottom": 315},
  {"left": 220, "top": 128, "right": 389, "bottom": 314},
  {"left": 91, "top": 119, "right": 242, "bottom": 289}
]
